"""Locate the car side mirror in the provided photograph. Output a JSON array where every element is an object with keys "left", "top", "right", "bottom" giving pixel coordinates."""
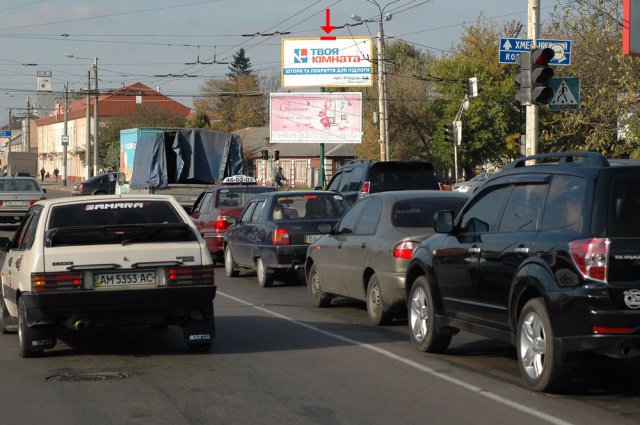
[
  {"left": 227, "top": 217, "right": 237, "bottom": 226},
  {"left": 117, "top": 172, "right": 127, "bottom": 185},
  {"left": 433, "top": 210, "right": 454, "bottom": 233},
  {"left": 0, "top": 237, "right": 10, "bottom": 251},
  {"left": 314, "top": 186, "right": 323, "bottom": 191},
  {"left": 42, "top": 188, "right": 47, "bottom": 194}
]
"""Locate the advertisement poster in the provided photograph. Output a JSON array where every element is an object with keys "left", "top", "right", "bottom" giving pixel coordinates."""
[
  {"left": 281, "top": 37, "right": 373, "bottom": 88},
  {"left": 270, "top": 92, "right": 362, "bottom": 144}
]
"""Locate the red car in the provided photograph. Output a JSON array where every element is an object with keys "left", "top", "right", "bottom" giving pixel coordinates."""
[{"left": 190, "top": 178, "right": 276, "bottom": 262}]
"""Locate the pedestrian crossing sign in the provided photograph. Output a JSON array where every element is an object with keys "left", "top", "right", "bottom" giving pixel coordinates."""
[{"left": 548, "top": 77, "right": 580, "bottom": 110}]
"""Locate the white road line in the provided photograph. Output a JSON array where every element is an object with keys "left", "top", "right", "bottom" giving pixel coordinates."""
[{"left": 219, "top": 291, "right": 575, "bottom": 425}]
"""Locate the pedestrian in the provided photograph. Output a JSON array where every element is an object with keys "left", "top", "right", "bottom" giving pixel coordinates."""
[
  {"left": 40, "top": 167, "right": 45, "bottom": 182},
  {"left": 273, "top": 166, "right": 288, "bottom": 190},
  {"left": 53, "top": 168, "right": 59, "bottom": 183}
]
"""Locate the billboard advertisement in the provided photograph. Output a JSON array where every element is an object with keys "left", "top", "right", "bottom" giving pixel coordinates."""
[
  {"left": 270, "top": 92, "right": 362, "bottom": 144},
  {"left": 281, "top": 37, "right": 373, "bottom": 88}
]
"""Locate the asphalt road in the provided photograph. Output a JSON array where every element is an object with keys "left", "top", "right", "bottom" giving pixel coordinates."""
[{"left": 0, "top": 189, "right": 639, "bottom": 424}]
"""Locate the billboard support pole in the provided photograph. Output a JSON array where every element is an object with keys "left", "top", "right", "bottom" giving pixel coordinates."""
[{"left": 320, "top": 143, "right": 325, "bottom": 187}]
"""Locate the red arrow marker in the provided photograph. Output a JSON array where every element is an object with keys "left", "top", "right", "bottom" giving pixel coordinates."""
[{"left": 321, "top": 8, "right": 335, "bottom": 34}]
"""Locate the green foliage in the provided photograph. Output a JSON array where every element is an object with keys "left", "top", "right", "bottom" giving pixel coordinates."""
[
  {"left": 227, "top": 48, "right": 252, "bottom": 78},
  {"left": 99, "top": 104, "right": 186, "bottom": 171}
]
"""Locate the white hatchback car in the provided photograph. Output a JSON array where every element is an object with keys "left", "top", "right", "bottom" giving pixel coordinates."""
[{"left": 0, "top": 195, "right": 216, "bottom": 357}]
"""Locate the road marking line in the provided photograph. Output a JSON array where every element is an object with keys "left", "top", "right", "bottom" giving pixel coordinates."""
[{"left": 219, "top": 291, "right": 574, "bottom": 425}]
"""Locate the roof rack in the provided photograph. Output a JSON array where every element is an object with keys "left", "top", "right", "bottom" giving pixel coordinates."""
[{"left": 504, "top": 151, "right": 610, "bottom": 169}]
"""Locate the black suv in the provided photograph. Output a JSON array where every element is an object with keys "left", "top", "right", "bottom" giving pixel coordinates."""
[
  {"left": 326, "top": 160, "right": 441, "bottom": 204},
  {"left": 405, "top": 152, "right": 640, "bottom": 392}
]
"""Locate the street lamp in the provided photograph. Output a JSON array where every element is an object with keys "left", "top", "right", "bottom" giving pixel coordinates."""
[
  {"left": 66, "top": 54, "right": 98, "bottom": 177},
  {"left": 351, "top": 1, "right": 397, "bottom": 161}
]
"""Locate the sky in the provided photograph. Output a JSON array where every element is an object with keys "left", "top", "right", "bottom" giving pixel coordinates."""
[{"left": 0, "top": 0, "right": 561, "bottom": 127}]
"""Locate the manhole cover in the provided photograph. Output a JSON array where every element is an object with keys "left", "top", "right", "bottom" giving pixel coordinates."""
[{"left": 46, "top": 372, "right": 129, "bottom": 382}]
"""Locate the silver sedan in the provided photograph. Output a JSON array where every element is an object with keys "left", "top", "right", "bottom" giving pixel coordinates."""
[{"left": 0, "top": 177, "right": 46, "bottom": 223}]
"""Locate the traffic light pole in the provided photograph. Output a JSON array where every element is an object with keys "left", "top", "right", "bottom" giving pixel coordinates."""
[{"left": 526, "top": 0, "right": 540, "bottom": 156}]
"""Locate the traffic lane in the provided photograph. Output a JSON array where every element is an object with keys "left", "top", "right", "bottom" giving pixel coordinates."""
[{"left": 218, "top": 271, "right": 640, "bottom": 424}]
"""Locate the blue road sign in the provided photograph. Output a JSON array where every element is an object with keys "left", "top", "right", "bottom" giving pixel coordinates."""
[
  {"left": 0, "top": 130, "right": 11, "bottom": 138},
  {"left": 499, "top": 38, "right": 572, "bottom": 65}
]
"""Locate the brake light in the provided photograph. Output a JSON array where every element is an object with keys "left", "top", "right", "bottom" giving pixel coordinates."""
[
  {"left": 358, "top": 181, "right": 371, "bottom": 199},
  {"left": 569, "top": 238, "right": 609, "bottom": 283},
  {"left": 31, "top": 272, "right": 83, "bottom": 292},
  {"left": 438, "top": 182, "right": 445, "bottom": 191},
  {"left": 214, "top": 215, "right": 232, "bottom": 231},
  {"left": 592, "top": 326, "right": 634, "bottom": 334},
  {"left": 272, "top": 228, "right": 290, "bottom": 245},
  {"left": 167, "top": 265, "right": 215, "bottom": 286},
  {"left": 393, "top": 241, "right": 417, "bottom": 259},
  {"left": 29, "top": 196, "right": 46, "bottom": 206}
]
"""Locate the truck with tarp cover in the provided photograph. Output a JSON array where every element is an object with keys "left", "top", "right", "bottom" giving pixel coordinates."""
[{"left": 116, "top": 128, "right": 246, "bottom": 209}]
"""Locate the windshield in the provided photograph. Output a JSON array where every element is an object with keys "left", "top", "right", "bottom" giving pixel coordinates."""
[
  {"left": 369, "top": 163, "right": 439, "bottom": 192},
  {"left": 0, "top": 179, "right": 40, "bottom": 192},
  {"left": 271, "top": 193, "right": 349, "bottom": 220}
]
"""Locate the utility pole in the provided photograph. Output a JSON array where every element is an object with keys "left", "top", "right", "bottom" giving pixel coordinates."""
[
  {"left": 376, "top": 20, "right": 387, "bottom": 162},
  {"left": 93, "top": 57, "right": 99, "bottom": 174},
  {"left": 63, "top": 82, "right": 69, "bottom": 187},
  {"left": 7, "top": 107, "right": 11, "bottom": 176},
  {"left": 85, "top": 70, "right": 91, "bottom": 179},
  {"left": 526, "top": 0, "right": 540, "bottom": 156}
]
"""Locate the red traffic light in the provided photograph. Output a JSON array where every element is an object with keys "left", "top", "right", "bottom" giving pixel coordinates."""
[{"left": 532, "top": 48, "right": 555, "bottom": 67}]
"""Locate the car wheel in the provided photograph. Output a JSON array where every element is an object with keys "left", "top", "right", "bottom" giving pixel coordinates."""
[
  {"left": 256, "top": 258, "right": 274, "bottom": 288},
  {"left": 408, "top": 276, "right": 451, "bottom": 353},
  {"left": 224, "top": 245, "right": 239, "bottom": 278},
  {"left": 1, "top": 296, "right": 17, "bottom": 334},
  {"left": 93, "top": 191, "right": 106, "bottom": 195},
  {"left": 366, "top": 274, "right": 392, "bottom": 326},
  {"left": 517, "top": 298, "right": 568, "bottom": 392},
  {"left": 308, "top": 264, "right": 331, "bottom": 307},
  {"left": 18, "top": 297, "right": 56, "bottom": 357}
]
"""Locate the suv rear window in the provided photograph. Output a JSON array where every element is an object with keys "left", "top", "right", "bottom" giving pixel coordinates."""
[
  {"left": 271, "top": 194, "right": 349, "bottom": 220},
  {"left": 369, "top": 162, "right": 439, "bottom": 193},
  {"left": 392, "top": 197, "right": 467, "bottom": 228},
  {"left": 610, "top": 175, "right": 640, "bottom": 237}
]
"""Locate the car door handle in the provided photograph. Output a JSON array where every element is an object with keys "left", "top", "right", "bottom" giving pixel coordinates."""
[
  {"left": 361, "top": 242, "right": 366, "bottom": 249},
  {"left": 468, "top": 247, "right": 481, "bottom": 254},
  {"left": 514, "top": 246, "right": 529, "bottom": 253},
  {"left": 338, "top": 243, "right": 342, "bottom": 249}
]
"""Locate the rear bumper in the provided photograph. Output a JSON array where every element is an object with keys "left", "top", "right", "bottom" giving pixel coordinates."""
[
  {"left": 18, "top": 285, "right": 217, "bottom": 327},
  {"left": 0, "top": 209, "right": 28, "bottom": 221},
  {"left": 377, "top": 270, "right": 407, "bottom": 309},
  {"left": 203, "top": 233, "right": 225, "bottom": 258},
  {"left": 259, "top": 245, "right": 308, "bottom": 270}
]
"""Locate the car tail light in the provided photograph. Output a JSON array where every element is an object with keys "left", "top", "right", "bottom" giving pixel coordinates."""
[
  {"left": 569, "top": 238, "right": 609, "bottom": 283},
  {"left": 272, "top": 228, "right": 290, "bottom": 245},
  {"left": 29, "top": 196, "right": 46, "bottom": 206},
  {"left": 31, "top": 272, "right": 83, "bottom": 292},
  {"left": 592, "top": 326, "right": 634, "bottom": 334},
  {"left": 393, "top": 241, "right": 417, "bottom": 259},
  {"left": 167, "top": 265, "right": 215, "bottom": 286},
  {"left": 214, "top": 215, "right": 232, "bottom": 231},
  {"left": 438, "top": 182, "right": 445, "bottom": 191},
  {"left": 358, "top": 181, "right": 371, "bottom": 199}
]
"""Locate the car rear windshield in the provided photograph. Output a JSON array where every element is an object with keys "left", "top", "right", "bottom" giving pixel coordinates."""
[
  {"left": 46, "top": 200, "right": 194, "bottom": 247},
  {"left": 216, "top": 187, "right": 275, "bottom": 208},
  {"left": 392, "top": 197, "right": 467, "bottom": 228},
  {"left": 610, "top": 175, "right": 640, "bottom": 237},
  {"left": 271, "top": 193, "right": 349, "bottom": 220},
  {"left": 369, "top": 162, "right": 439, "bottom": 192},
  {"left": 0, "top": 178, "right": 40, "bottom": 192}
]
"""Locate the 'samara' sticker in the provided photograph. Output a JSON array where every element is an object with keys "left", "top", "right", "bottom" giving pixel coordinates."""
[{"left": 85, "top": 202, "right": 144, "bottom": 211}]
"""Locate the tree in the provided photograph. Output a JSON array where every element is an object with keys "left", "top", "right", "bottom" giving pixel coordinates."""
[
  {"left": 227, "top": 48, "right": 252, "bottom": 78},
  {"left": 99, "top": 105, "right": 186, "bottom": 171}
]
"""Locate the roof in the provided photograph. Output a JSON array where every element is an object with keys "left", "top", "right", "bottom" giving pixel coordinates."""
[
  {"left": 234, "top": 126, "right": 359, "bottom": 159},
  {"left": 35, "top": 82, "right": 191, "bottom": 127}
]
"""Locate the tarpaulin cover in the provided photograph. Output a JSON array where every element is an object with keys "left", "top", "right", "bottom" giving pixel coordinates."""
[{"left": 129, "top": 128, "right": 246, "bottom": 189}]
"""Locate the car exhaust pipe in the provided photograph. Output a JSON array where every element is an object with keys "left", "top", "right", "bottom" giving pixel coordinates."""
[{"left": 74, "top": 319, "right": 89, "bottom": 330}]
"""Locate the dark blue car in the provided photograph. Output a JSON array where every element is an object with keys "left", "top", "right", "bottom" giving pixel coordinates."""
[{"left": 223, "top": 191, "right": 349, "bottom": 287}]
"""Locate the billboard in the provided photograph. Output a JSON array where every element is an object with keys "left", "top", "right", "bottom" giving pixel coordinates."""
[
  {"left": 624, "top": 0, "right": 640, "bottom": 56},
  {"left": 281, "top": 37, "right": 373, "bottom": 88},
  {"left": 270, "top": 92, "right": 362, "bottom": 144}
]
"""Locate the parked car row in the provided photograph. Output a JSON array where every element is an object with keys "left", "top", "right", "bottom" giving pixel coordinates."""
[{"left": 209, "top": 153, "right": 640, "bottom": 394}]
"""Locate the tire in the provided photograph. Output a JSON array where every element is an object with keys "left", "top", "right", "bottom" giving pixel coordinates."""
[
  {"left": 366, "top": 274, "right": 393, "bottom": 326},
  {"left": 224, "top": 245, "right": 239, "bottom": 278},
  {"left": 1, "top": 296, "right": 17, "bottom": 334},
  {"left": 256, "top": 257, "right": 273, "bottom": 288},
  {"left": 408, "top": 276, "right": 451, "bottom": 353},
  {"left": 18, "top": 297, "right": 56, "bottom": 357},
  {"left": 93, "top": 191, "right": 106, "bottom": 195},
  {"left": 517, "top": 298, "right": 569, "bottom": 392},
  {"left": 308, "top": 264, "right": 331, "bottom": 308}
]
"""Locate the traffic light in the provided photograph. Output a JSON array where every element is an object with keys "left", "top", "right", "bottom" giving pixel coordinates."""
[
  {"left": 515, "top": 48, "right": 555, "bottom": 106},
  {"left": 444, "top": 123, "right": 455, "bottom": 143},
  {"left": 274, "top": 150, "right": 280, "bottom": 161},
  {"left": 462, "top": 77, "right": 478, "bottom": 98},
  {"left": 261, "top": 150, "right": 269, "bottom": 160}
]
